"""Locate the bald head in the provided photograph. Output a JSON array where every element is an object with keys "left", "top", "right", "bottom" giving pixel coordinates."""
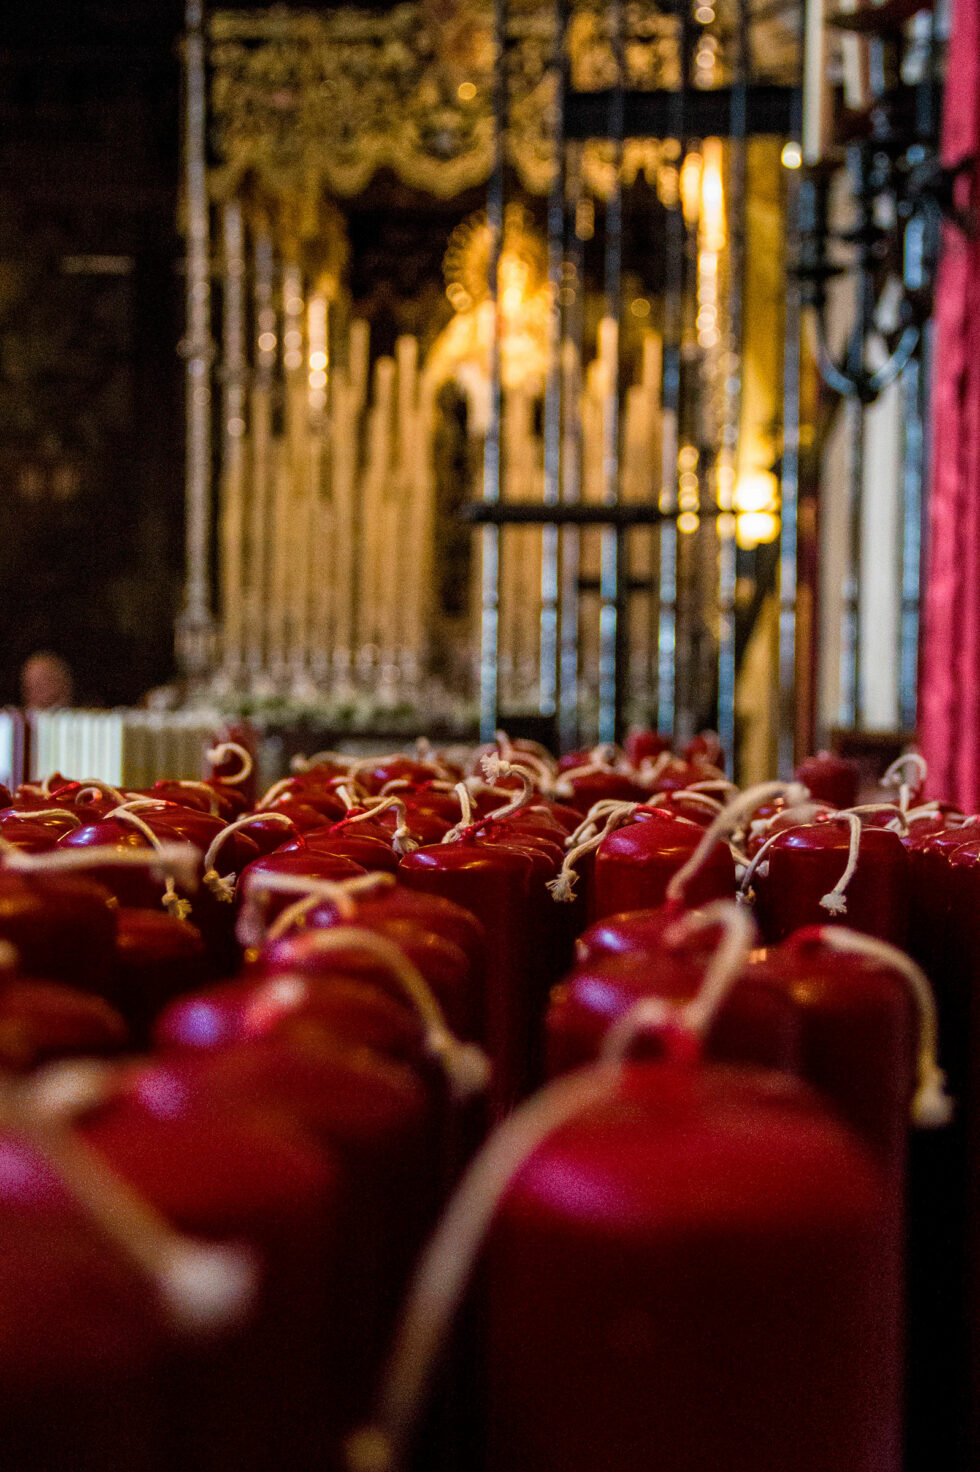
[{"left": 21, "top": 652, "right": 73, "bottom": 710}]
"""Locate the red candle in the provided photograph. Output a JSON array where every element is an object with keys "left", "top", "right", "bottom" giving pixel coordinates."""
[
  {"left": 0, "top": 1166, "right": 165, "bottom": 1471},
  {"left": 750, "top": 815, "right": 911, "bottom": 948},
  {"left": 353, "top": 1048, "right": 901, "bottom": 1472},
  {"left": 0, "top": 977, "right": 128, "bottom": 1070},
  {"left": 76, "top": 1057, "right": 342, "bottom": 1469},
  {"left": 592, "top": 809, "right": 736, "bottom": 920},
  {"left": 794, "top": 751, "right": 860, "bottom": 809},
  {"left": 155, "top": 971, "right": 427, "bottom": 1071},
  {"left": 111, "top": 908, "right": 208, "bottom": 1043},
  {"left": 399, "top": 843, "right": 536, "bottom": 1117}
]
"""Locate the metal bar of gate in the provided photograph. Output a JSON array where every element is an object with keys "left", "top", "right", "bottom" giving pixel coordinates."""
[
  {"left": 558, "top": 149, "right": 585, "bottom": 752},
  {"left": 717, "top": 0, "right": 752, "bottom": 771},
  {"left": 478, "top": 0, "right": 507, "bottom": 742},
  {"left": 597, "top": 0, "right": 626, "bottom": 746},
  {"left": 540, "top": 0, "right": 569, "bottom": 730},
  {"left": 657, "top": 13, "right": 694, "bottom": 740}
]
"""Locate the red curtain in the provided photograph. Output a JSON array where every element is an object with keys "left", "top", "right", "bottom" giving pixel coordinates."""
[{"left": 919, "top": 0, "right": 980, "bottom": 807}]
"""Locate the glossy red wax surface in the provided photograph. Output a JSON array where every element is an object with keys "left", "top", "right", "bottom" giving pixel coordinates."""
[
  {"left": 111, "top": 909, "right": 208, "bottom": 1039},
  {"left": 0, "top": 1184, "right": 164, "bottom": 1471},
  {"left": 276, "top": 830, "right": 400, "bottom": 874},
  {"left": 400, "top": 844, "right": 536, "bottom": 1115},
  {"left": 794, "top": 751, "right": 860, "bottom": 809},
  {"left": 255, "top": 923, "right": 478, "bottom": 1039},
  {"left": 546, "top": 954, "right": 797, "bottom": 1078},
  {"left": 0, "top": 872, "right": 117, "bottom": 993},
  {"left": 754, "top": 822, "right": 911, "bottom": 948},
  {"left": 155, "top": 972, "right": 427, "bottom": 1069},
  {"left": 749, "top": 933, "right": 918, "bottom": 1185},
  {"left": 593, "top": 811, "right": 736, "bottom": 921},
  {"left": 235, "top": 850, "right": 367, "bottom": 923},
  {"left": 482, "top": 1064, "right": 899, "bottom": 1472},
  {"left": 557, "top": 770, "right": 645, "bottom": 815},
  {"left": 58, "top": 823, "right": 172, "bottom": 908},
  {"left": 0, "top": 978, "right": 128, "bottom": 1069},
  {"left": 303, "top": 887, "right": 488, "bottom": 982}
]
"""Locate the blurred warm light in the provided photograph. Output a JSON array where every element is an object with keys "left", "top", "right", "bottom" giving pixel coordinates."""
[
  {"left": 680, "top": 152, "right": 702, "bottom": 227},
  {"left": 736, "top": 510, "right": 780, "bottom": 548},
  {"left": 678, "top": 444, "right": 698, "bottom": 472},
  {"left": 457, "top": 81, "right": 477, "bottom": 101},
  {"left": 781, "top": 142, "right": 803, "bottom": 170},
  {"left": 258, "top": 331, "right": 277, "bottom": 353},
  {"left": 734, "top": 469, "right": 778, "bottom": 514},
  {"left": 630, "top": 297, "right": 651, "bottom": 318},
  {"left": 717, "top": 511, "right": 737, "bottom": 538},
  {"left": 309, "top": 350, "right": 327, "bottom": 371},
  {"left": 733, "top": 470, "right": 780, "bottom": 547},
  {"left": 678, "top": 511, "right": 700, "bottom": 534},
  {"left": 696, "top": 5, "right": 715, "bottom": 19},
  {"left": 699, "top": 139, "right": 725, "bottom": 252}
]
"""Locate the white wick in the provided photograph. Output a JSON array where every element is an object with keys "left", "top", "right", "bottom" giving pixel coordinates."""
[
  {"left": 600, "top": 900, "right": 757, "bottom": 1059},
  {"left": 205, "top": 742, "right": 254, "bottom": 787},
  {"left": 665, "top": 781, "right": 809, "bottom": 906},
  {"left": 202, "top": 811, "right": 296, "bottom": 902},
  {"left": 816, "top": 927, "right": 953, "bottom": 1127}
]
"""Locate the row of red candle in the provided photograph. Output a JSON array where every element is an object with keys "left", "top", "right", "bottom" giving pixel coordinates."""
[{"left": 0, "top": 735, "right": 968, "bottom": 1471}]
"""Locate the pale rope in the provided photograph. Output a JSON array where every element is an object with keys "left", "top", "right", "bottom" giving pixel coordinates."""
[
  {"left": 202, "top": 812, "right": 296, "bottom": 902},
  {"left": 453, "top": 783, "right": 473, "bottom": 829},
  {"left": 566, "top": 797, "right": 638, "bottom": 849},
  {"left": 283, "top": 928, "right": 489, "bottom": 1100},
  {"left": 0, "top": 1066, "right": 256, "bottom": 1334},
  {"left": 816, "top": 928, "right": 953, "bottom": 1127},
  {"left": 346, "top": 900, "right": 755, "bottom": 1472},
  {"left": 746, "top": 801, "right": 833, "bottom": 847},
  {"left": 0, "top": 842, "right": 200, "bottom": 890},
  {"left": 380, "top": 777, "right": 456, "bottom": 797},
  {"left": 552, "top": 756, "right": 620, "bottom": 799},
  {"left": 817, "top": 813, "right": 863, "bottom": 915},
  {"left": 881, "top": 751, "right": 928, "bottom": 814},
  {"left": 634, "top": 751, "right": 673, "bottom": 787},
  {"left": 333, "top": 796, "right": 419, "bottom": 856},
  {"left": 4, "top": 807, "right": 81, "bottom": 829},
  {"left": 736, "top": 823, "right": 815, "bottom": 906},
  {"left": 262, "top": 893, "right": 324, "bottom": 942},
  {"left": 205, "top": 742, "right": 253, "bottom": 787},
  {"left": 344, "top": 1063, "right": 621, "bottom": 1472},
  {"left": 547, "top": 803, "right": 641, "bottom": 903},
  {"left": 71, "top": 779, "right": 128, "bottom": 807},
  {"left": 235, "top": 871, "right": 397, "bottom": 948},
  {"left": 290, "top": 751, "right": 356, "bottom": 774},
  {"left": 477, "top": 756, "right": 538, "bottom": 817},
  {"left": 661, "top": 791, "right": 725, "bottom": 816},
  {"left": 163, "top": 780, "right": 222, "bottom": 815},
  {"left": 844, "top": 802, "right": 910, "bottom": 834},
  {"left": 685, "top": 779, "right": 739, "bottom": 799},
  {"left": 103, "top": 806, "right": 196, "bottom": 920},
  {"left": 442, "top": 758, "right": 538, "bottom": 844},
  {"left": 664, "top": 781, "right": 809, "bottom": 906},
  {"left": 881, "top": 751, "right": 928, "bottom": 794},
  {"left": 256, "top": 776, "right": 314, "bottom": 811},
  {"left": 492, "top": 731, "right": 557, "bottom": 783},
  {"left": 600, "top": 899, "right": 757, "bottom": 1057}
]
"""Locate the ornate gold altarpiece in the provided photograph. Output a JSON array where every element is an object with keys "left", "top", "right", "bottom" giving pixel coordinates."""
[{"left": 180, "top": 0, "right": 798, "bottom": 767}]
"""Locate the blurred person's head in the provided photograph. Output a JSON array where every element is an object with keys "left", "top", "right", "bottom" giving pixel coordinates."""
[{"left": 21, "top": 651, "right": 73, "bottom": 710}]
